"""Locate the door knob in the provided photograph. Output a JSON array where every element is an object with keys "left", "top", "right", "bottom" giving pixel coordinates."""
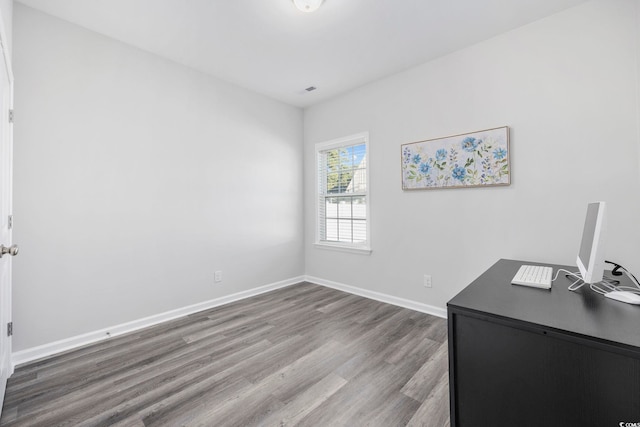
[{"left": 0, "top": 244, "right": 18, "bottom": 258}]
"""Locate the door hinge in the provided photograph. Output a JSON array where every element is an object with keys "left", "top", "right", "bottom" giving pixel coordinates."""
[
  {"left": 8, "top": 109, "right": 13, "bottom": 123},
  {"left": 8, "top": 215, "right": 12, "bottom": 230},
  {"left": 7, "top": 322, "right": 12, "bottom": 337}
]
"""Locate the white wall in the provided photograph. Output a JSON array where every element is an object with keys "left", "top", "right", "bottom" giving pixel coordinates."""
[
  {"left": 304, "top": 0, "right": 640, "bottom": 310},
  {"left": 0, "top": 0, "right": 11, "bottom": 54},
  {"left": 11, "top": 0, "right": 640, "bottom": 353},
  {"left": 637, "top": 0, "right": 640, "bottom": 186},
  {"left": 13, "top": 4, "right": 304, "bottom": 351}
]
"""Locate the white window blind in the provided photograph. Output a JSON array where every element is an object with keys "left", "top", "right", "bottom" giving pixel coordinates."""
[{"left": 316, "top": 133, "right": 370, "bottom": 252}]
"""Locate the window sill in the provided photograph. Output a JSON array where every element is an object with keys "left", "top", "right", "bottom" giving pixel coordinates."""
[{"left": 314, "top": 243, "right": 372, "bottom": 255}]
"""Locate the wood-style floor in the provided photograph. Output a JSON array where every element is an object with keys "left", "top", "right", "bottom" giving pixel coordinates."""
[{"left": 0, "top": 283, "right": 450, "bottom": 427}]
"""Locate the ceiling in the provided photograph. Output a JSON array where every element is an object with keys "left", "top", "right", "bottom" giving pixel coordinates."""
[{"left": 16, "top": 0, "right": 588, "bottom": 108}]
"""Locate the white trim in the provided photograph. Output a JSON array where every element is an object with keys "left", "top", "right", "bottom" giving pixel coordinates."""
[
  {"left": 314, "top": 132, "right": 368, "bottom": 151},
  {"left": 0, "top": 7, "right": 12, "bottom": 420},
  {"left": 12, "top": 276, "right": 304, "bottom": 368},
  {"left": 305, "top": 275, "right": 447, "bottom": 319},
  {"left": 315, "top": 132, "right": 371, "bottom": 249},
  {"left": 313, "top": 243, "right": 371, "bottom": 255},
  {"left": 12, "top": 274, "right": 447, "bottom": 367},
  {"left": 0, "top": 4, "right": 13, "bottom": 84}
]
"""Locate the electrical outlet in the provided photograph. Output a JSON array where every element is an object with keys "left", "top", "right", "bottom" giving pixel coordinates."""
[
  {"left": 423, "top": 274, "right": 432, "bottom": 288},
  {"left": 214, "top": 271, "right": 222, "bottom": 283}
]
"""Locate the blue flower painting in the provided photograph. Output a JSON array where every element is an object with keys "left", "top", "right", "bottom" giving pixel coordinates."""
[
  {"left": 401, "top": 127, "right": 510, "bottom": 190},
  {"left": 493, "top": 147, "right": 507, "bottom": 160},
  {"left": 452, "top": 166, "right": 466, "bottom": 181},
  {"left": 403, "top": 147, "right": 412, "bottom": 164},
  {"left": 461, "top": 137, "right": 479, "bottom": 152}
]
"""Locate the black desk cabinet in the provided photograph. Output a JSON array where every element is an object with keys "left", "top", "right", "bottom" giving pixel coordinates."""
[{"left": 447, "top": 259, "right": 640, "bottom": 427}]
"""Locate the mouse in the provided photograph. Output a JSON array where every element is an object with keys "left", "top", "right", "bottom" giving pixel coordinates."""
[{"left": 604, "top": 291, "right": 640, "bottom": 305}]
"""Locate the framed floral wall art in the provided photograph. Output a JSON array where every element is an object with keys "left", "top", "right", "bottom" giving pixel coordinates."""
[{"left": 401, "top": 126, "right": 510, "bottom": 190}]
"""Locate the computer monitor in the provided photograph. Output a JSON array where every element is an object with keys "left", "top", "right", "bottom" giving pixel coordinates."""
[{"left": 576, "top": 201, "right": 606, "bottom": 284}]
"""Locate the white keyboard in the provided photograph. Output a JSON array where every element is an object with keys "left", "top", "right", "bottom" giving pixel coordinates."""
[{"left": 511, "top": 265, "right": 553, "bottom": 289}]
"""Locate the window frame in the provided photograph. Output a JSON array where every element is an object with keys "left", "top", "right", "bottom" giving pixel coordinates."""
[{"left": 314, "top": 132, "right": 371, "bottom": 255}]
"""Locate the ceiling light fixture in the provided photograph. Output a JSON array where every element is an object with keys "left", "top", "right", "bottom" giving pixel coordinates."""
[{"left": 293, "top": 0, "right": 324, "bottom": 13}]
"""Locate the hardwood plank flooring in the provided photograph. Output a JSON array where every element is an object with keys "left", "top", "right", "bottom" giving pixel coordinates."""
[{"left": 1, "top": 283, "right": 450, "bottom": 426}]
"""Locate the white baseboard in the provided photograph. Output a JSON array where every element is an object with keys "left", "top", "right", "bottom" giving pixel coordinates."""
[
  {"left": 12, "top": 276, "right": 304, "bottom": 368},
  {"left": 305, "top": 275, "right": 448, "bottom": 319},
  {"left": 12, "top": 274, "right": 446, "bottom": 367}
]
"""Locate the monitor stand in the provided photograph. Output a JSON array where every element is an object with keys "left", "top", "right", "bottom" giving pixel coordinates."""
[{"left": 567, "top": 272, "right": 619, "bottom": 292}]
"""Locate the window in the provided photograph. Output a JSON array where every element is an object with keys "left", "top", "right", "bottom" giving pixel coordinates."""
[{"left": 315, "top": 133, "right": 370, "bottom": 254}]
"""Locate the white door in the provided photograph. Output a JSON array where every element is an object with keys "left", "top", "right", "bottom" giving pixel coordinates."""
[{"left": 0, "top": 22, "right": 14, "bottom": 412}]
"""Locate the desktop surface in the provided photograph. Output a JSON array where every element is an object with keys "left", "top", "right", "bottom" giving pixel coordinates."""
[
  {"left": 448, "top": 258, "right": 640, "bottom": 352},
  {"left": 447, "top": 258, "right": 640, "bottom": 426}
]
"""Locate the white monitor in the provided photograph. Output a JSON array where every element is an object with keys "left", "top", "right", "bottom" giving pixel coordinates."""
[{"left": 576, "top": 202, "right": 607, "bottom": 284}]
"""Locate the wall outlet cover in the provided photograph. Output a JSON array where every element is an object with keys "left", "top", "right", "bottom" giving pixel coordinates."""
[{"left": 423, "top": 274, "right": 432, "bottom": 288}]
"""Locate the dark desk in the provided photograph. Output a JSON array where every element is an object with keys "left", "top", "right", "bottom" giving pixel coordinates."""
[{"left": 447, "top": 259, "right": 640, "bottom": 427}]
